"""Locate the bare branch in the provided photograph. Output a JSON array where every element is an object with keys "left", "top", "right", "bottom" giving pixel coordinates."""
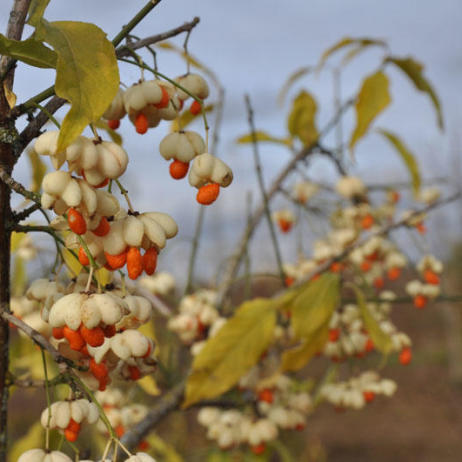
[
  {"left": 13, "top": 202, "right": 41, "bottom": 222},
  {"left": 116, "top": 17, "right": 200, "bottom": 58},
  {"left": 0, "top": 166, "right": 39, "bottom": 205}
]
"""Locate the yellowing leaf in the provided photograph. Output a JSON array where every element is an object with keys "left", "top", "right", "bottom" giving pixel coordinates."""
[
  {"left": 0, "top": 34, "right": 56, "bottom": 68},
  {"left": 3, "top": 83, "right": 16, "bottom": 109},
  {"left": 287, "top": 90, "right": 319, "bottom": 146},
  {"left": 138, "top": 374, "right": 160, "bottom": 396},
  {"left": 183, "top": 298, "right": 277, "bottom": 408},
  {"left": 170, "top": 104, "right": 214, "bottom": 132},
  {"left": 281, "top": 325, "right": 329, "bottom": 372},
  {"left": 37, "top": 20, "right": 119, "bottom": 150},
  {"left": 349, "top": 284, "right": 393, "bottom": 354},
  {"left": 237, "top": 130, "right": 291, "bottom": 146},
  {"left": 317, "top": 37, "right": 386, "bottom": 71},
  {"left": 386, "top": 56, "right": 443, "bottom": 129},
  {"left": 290, "top": 273, "right": 340, "bottom": 340},
  {"left": 62, "top": 247, "right": 82, "bottom": 277},
  {"left": 8, "top": 422, "right": 43, "bottom": 462},
  {"left": 27, "top": 0, "right": 51, "bottom": 27},
  {"left": 349, "top": 71, "right": 391, "bottom": 151},
  {"left": 377, "top": 129, "right": 420, "bottom": 196},
  {"left": 11, "top": 231, "right": 26, "bottom": 252},
  {"left": 277, "top": 66, "right": 312, "bottom": 106},
  {"left": 12, "top": 256, "right": 26, "bottom": 297},
  {"left": 28, "top": 150, "right": 47, "bottom": 193},
  {"left": 95, "top": 267, "right": 112, "bottom": 287},
  {"left": 158, "top": 42, "right": 208, "bottom": 73},
  {"left": 147, "top": 433, "right": 184, "bottom": 462}
]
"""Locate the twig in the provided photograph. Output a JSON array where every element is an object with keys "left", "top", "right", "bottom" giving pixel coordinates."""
[
  {"left": 116, "top": 17, "right": 200, "bottom": 58},
  {"left": 1, "top": 311, "right": 87, "bottom": 371},
  {"left": 0, "top": 166, "right": 40, "bottom": 204},
  {"left": 245, "top": 94, "right": 285, "bottom": 284},
  {"left": 13, "top": 202, "right": 42, "bottom": 222}
]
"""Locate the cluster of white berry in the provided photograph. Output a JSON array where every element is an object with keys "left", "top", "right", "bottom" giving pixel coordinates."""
[
  {"left": 320, "top": 371, "right": 397, "bottom": 410},
  {"left": 18, "top": 450, "right": 157, "bottom": 462},
  {"left": 292, "top": 180, "right": 319, "bottom": 203},
  {"left": 406, "top": 254, "right": 442, "bottom": 308}
]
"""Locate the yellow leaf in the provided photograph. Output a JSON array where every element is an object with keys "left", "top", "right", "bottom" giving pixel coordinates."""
[
  {"left": 317, "top": 37, "right": 386, "bottom": 71},
  {"left": 280, "top": 326, "right": 329, "bottom": 372},
  {"left": 287, "top": 90, "right": 319, "bottom": 146},
  {"left": 377, "top": 129, "right": 421, "bottom": 196},
  {"left": 28, "top": 150, "right": 47, "bottom": 193},
  {"left": 95, "top": 267, "right": 112, "bottom": 287},
  {"left": 158, "top": 42, "right": 208, "bottom": 73},
  {"left": 349, "top": 284, "right": 393, "bottom": 354},
  {"left": 37, "top": 20, "right": 119, "bottom": 150},
  {"left": 62, "top": 247, "right": 82, "bottom": 277},
  {"left": 147, "top": 433, "right": 184, "bottom": 462},
  {"left": 277, "top": 66, "right": 312, "bottom": 106},
  {"left": 170, "top": 104, "right": 214, "bottom": 132},
  {"left": 386, "top": 56, "right": 443, "bottom": 130},
  {"left": 237, "top": 130, "right": 291, "bottom": 146},
  {"left": 8, "top": 422, "right": 43, "bottom": 462},
  {"left": 11, "top": 231, "right": 26, "bottom": 252},
  {"left": 137, "top": 374, "right": 160, "bottom": 396},
  {"left": 290, "top": 273, "right": 340, "bottom": 340},
  {"left": 3, "top": 83, "right": 16, "bottom": 109},
  {"left": 183, "top": 298, "right": 277, "bottom": 408},
  {"left": 349, "top": 71, "right": 391, "bottom": 151},
  {"left": 0, "top": 34, "right": 56, "bottom": 68},
  {"left": 12, "top": 256, "right": 26, "bottom": 297},
  {"left": 27, "top": 0, "right": 51, "bottom": 27}
]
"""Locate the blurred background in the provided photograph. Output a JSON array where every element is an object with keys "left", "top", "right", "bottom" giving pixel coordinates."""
[{"left": 3, "top": 1, "right": 462, "bottom": 461}]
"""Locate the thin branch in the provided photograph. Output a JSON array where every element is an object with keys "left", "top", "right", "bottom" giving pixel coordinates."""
[
  {"left": 116, "top": 17, "right": 200, "bottom": 58},
  {"left": 245, "top": 94, "right": 285, "bottom": 284},
  {"left": 13, "top": 202, "right": 41, "bottom": 222},
  {"left": 0, "top": 166, "right": 40, "bottom": 203},
  {"left": 1, "top": 311, "right": 87, "bottom": 371}
]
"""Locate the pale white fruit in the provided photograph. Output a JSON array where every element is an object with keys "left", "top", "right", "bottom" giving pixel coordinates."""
[
  {"left": 175, "top": 73, "right": 209, "bottom": 100},
  {"left": 188, "top": 153, "right": 233, "bottom": 188},
  {"left": 159, "top": 131, "right": 206, "bottom": 163}
]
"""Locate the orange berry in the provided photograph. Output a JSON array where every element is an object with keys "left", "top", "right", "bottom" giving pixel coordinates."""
[
  {"left": 89, "top": 358, "right": 108, "bottom": 380},
  {"left": 143, "top": 247, "right": 158, "bottom": 275},
  {"left": 177, "top": 98, "right": 184, "bottom": 111},
  {"left": 128, "top": 365, "right": 141, "bottom": 381},
  {"left": 361, "top": 214, "right": 374, "bottom": 229},
  {"left": 387, "top": 267, "right": 401, "bottom": 281},
  {"left": 373, "top": 277, "right": 384, "bottom": 289},
  {"left": 278, "top": 219, "right": 292, "bottom": 233},
  {"left": 127, "top": 247, "right": 143, "bottom": 280},
  {"left": 78, "top": 247, "right": 90, "bottom": 266},
  {"left": 64, "top": 429, "right": 78, "bottom": 442},
  {"left": 66, "top": 419, "right": 81, "bottom": 433},
  {"left": 107, "top": 119, "right": 120, "bottom": 130},
  {"left": 135, "top": 113, "right": 148, "bottom": 134},
  {"left": 330, "top": 262, "right": 343, "bottom": 273},
  {"left": 414, "top": 294, "right": 427, "bottom": 309},
  {"left": 257, "top": 389, "right": 274, "bottom": 404},
  {"left": 169, "top": 159, "right": 189, "bottom": 180},
  {"left": 67, "top": 208, "right": 86, "bottom": 235},
  {"left": 423, "top": 269, "right": 440, "bottom": 285},
  {"left": 328, "top": 328, "right": 340, "bottom": 342},
  {"left": 197, "top": 183, "right": 220, "bottom": 205},
  {"left": 416, "top": 222, "right": 426, "bottom": 234},
  {"left": 52, "top": 327, "right": 65, "bottom": 340},
  {"left": 190, "top": 100, "right": 202, "bottom": 115},
  {"left": 251, "top": 443, "right": 265, "bottom": 455},
  {"left": 399, "top": 347, "right": 412, "bottom": 365},
  {"left": 285, "top": 276, "right": 295, "bottom": 287},
  {"left": 91, "top": 216, "right": 110, "bottom": 237},
  {"left": 138, "top": 441, "right": 150, "bottom": 451},
  {"left": 366, "top": 251, "right": 380, "bottom": 262},
  {"left": 295, "top": 423, "right": 306, "bottom": 431},
  {"left": 63, "top": 326, "right": 85, "bottom": 351},
  {"left": 105, "top": 250, "right": 127, "bottom": 270},
  {"left": 154, "top": 86, "right": 170, "bottom": 109},
  {"left": 80, "top": 325, "right": 105, "bottom": 347},
  {"left": 115, "top": 425, "right": 125, "bottom": 438},
  {"left": 360, "top": 261, "right": 372, "bottom": 272},
  {"left": 363, "top": 391, "right": 375, "bottom": 403},
  {"left": 80, "top": 345, "right": 90, "bottom": 357},
  {"left": 365, "top": 338, "right": 374, "bottom": 353},
  {"left": 389, "top": 190, "right": 400, "bottom": 204},
  {"left": 98, "top": 376, "right": 108, "bottom": 391}
]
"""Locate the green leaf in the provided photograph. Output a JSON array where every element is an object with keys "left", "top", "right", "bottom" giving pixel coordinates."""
[
  {"left": 277, "top": 66, "right": 312, "bottom": 106},
  {"left": 317, "top": 37, "right": 386, "bottom": 71},
  {"left": 183, "top": 298, "right": 277, "bottom": 408},
  {"left": 36, "top": 20, "right": 119, "bottom": 151},
  {"left": 28, "top": 149, "right": 47, "bottom": 193},
  {"left": 377, "top": 129, "right": 421, "bottom": 196},
  {"left": 27, "top": 0, "right": 51, "bottom": 27},
  {"left": 386, "top": 56, "right": 443, "bottom": 130},
  {"left": 349, "top": 71, "right": 391, "bottom": 151},
  {"left": 170, "top": 104, "right": 214, "bottom": 132},
  {"left": 287, "top": 90, "right": 319, "bottom": 146},
  {"left": 237, "top": 130, "right": 291, "bottom": 146},
  {"left": 349, "top": 284, "right": 393, "bottom": 354},
  {"left": 0, "top": 34, "right": 56, "bottom": 68},
  {"left": 291, "top": 273, "right": 340, "bottom": 339},
  {"left": 280, "top": 325, "right": 329, "bottom": 372}
]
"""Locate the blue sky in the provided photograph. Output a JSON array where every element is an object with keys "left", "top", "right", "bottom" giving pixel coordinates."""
[{"left": 2, "top": 0, "right": 461, "bottom": 283}]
